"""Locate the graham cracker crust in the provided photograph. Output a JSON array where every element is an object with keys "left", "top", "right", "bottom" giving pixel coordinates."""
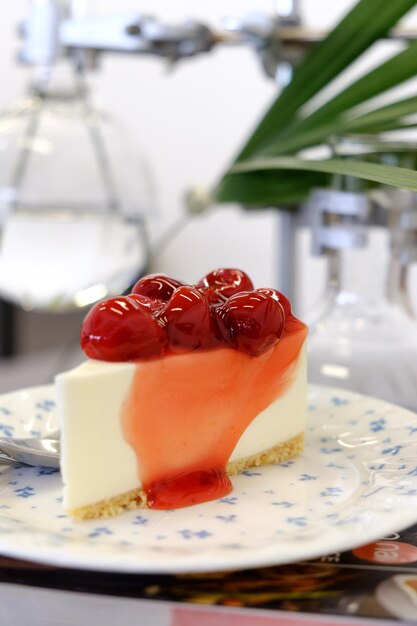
[{"left": 69, "top": 432, "right": 304, "bottom": 520}]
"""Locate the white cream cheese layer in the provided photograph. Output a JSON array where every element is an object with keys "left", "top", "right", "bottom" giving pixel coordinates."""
[{"left": 55, "top": 346, "right": 307, "bottom": 511}]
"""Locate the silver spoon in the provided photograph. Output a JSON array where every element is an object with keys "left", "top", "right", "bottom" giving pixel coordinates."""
[{"left": 0, "top": 429, "right": 60, "bottom": 469}]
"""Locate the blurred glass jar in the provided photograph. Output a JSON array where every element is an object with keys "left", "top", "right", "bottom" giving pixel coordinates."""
[
  {"left": 307, "top": 182, "right": 417, "bottom": 412},
  {"left": 0, "top": 63, "right": 154, "bottom": 311}
]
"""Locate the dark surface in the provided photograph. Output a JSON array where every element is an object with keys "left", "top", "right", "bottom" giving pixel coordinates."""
[{"left": 0, "top": 299, "right": 16, "bottom": 358}]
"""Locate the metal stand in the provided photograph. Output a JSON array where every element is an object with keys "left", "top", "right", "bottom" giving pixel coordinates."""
[{"left": 276, "top": 211, "right": 298, "bottom": 301}]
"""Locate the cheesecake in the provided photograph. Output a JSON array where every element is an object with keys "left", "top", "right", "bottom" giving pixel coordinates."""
[{"left": 55, "top": 269, "right": 307, "bottom": 519}]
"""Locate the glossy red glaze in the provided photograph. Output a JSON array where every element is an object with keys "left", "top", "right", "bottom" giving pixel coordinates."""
[
  {"left": 81, "top": 269, "right": 288, "bottom": 361},
  {"left": 257, "top": 287, "right": 292, "bottom": 318},
  {"left": 145, "top": 469, "right": 232, "bottom": 509},
  {"left": 128, "top": 293, "right": 164, "bottom": 314},
  {"left": 197, "top": 268, "right": 254, "bottom": 304},
  {"left": 132, "top": 274, "right": 185, "bottom": 302},
  {"left": 216, "top": 290, "right": 285, "bottom": 357},
  {"left": 81, "top": 295, "right": 166, "bottom": 361},
  {"left": 122, "top": 321, "right": 307, "bottom": 509},
  {"left": 196, "top": 285, "right": 224, "bottom": 308},
  {"left": 157, "top": 286, "right": 217, "bottom": 353},
  {"left": 81, "top": 268, "right": 307, "bottom": 510}
]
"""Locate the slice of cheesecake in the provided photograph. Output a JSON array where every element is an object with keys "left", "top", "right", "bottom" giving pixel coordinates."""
[{"left": 55, "top": 269, "right": 307, "bottom": 519}]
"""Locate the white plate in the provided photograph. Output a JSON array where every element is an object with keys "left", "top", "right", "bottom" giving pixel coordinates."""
[{"left": 0, "top": 384, "right": 416, "bottom": 573}]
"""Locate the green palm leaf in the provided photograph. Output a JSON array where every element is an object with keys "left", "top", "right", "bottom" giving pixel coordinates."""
[
  {"left": 216, "top": 169, "right": 326, "bottom": 207},
  {"left": 232, "top": 157, "right": 417, "bottom": 190},
  {"left": 346, "top": 96, "right": 417, "bottom": 131},
  {"left": 237, "top": 0, "right": 417, "bottom": 161},
  {"left": 263, "top": 44, "right": 417, "bottom": 156},
  {"left": 216, "top": 157, "right": 417, "bottom": 207},
  {"left": 215, "top": 0, "right": 417, "bottom": 208}
]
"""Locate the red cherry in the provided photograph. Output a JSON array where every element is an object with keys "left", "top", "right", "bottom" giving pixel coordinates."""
[
  {"left": 157, "top": 286, "right": 216, "bottom": 353},
  {"left": 197, "top": 268, "right": 254, "bottom": 304},
  {"left": 257, "top": 288, "right": 292, "bottom": 318},
  {"left": 216, "top": 291, "right": 284, "bottom": 356},
  {"left": 129, "top": 293, "right": 164, "bottom": 314},
  {"left": 81, "top": 295, "right": 166, "bottom": 361},
  {"left": 197, "top": 285, "right": 225, "bottom": 308},
  {"left": 132, "top": 274, "right": 185, "bottom": 302}
]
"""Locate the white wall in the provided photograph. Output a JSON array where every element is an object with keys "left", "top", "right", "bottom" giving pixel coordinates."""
[
  {"left": 84, "top": 0, "right": 284, "bottom": 292},
  {"left": 1, "top": 0, "right": 417, "bottom": 361},
  {"left": 0, "top": 1, "right": 327, "bottom": 314}
]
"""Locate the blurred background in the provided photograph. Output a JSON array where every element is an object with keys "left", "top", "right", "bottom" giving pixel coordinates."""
[{"left": 2, "top": 0, "right": 417, "bottom": 401}]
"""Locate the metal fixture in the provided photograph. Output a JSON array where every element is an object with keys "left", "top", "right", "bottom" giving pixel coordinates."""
[
  {"left": 17, "top": 1, "right": 302, "bottom": 78},
  {"left": 4, "top": 1, "right": 417, "bottom": 315}
]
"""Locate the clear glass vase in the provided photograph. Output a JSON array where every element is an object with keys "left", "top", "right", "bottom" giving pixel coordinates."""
[
  {"left": 0, "top": 63, "right": 153, "bottom": 311},
  {"left": 307, "top": 186, "right": 417, "bottom": 412}
]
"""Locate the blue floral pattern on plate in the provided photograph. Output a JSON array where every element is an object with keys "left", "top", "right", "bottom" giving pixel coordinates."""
[{"left": 0, "top": 383, "right": 416, "bottom": 573}]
